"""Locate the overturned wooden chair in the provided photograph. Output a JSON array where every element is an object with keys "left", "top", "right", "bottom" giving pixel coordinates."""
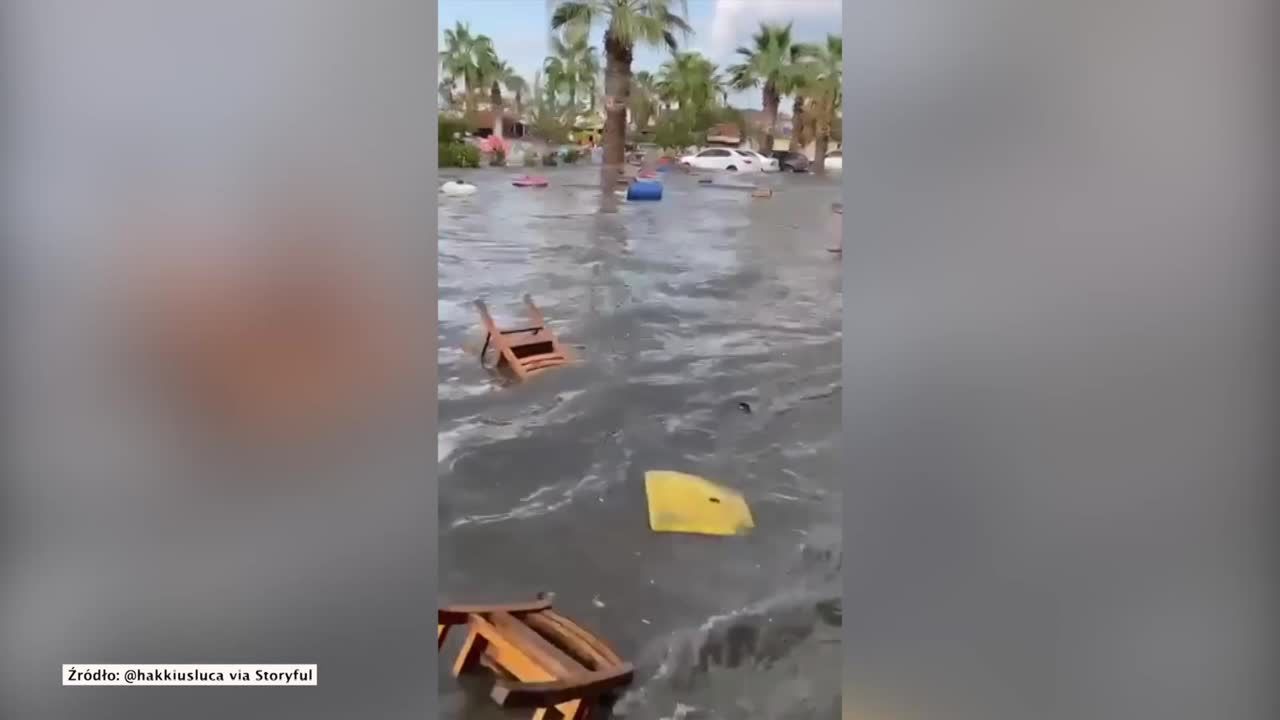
[
  {"left": 475, "top": 295, "right": 572, "bottom": 381},
  {"left": 439, "top": 597, "right": 634, "bottom": 719}
]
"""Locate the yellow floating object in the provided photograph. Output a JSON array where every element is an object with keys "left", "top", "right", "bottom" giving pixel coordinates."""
[{"left": 644, "top": 470, "right": 754, "bottom": 536}]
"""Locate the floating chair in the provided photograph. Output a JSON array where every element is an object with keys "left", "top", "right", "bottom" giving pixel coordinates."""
[
  {"left": 475, "top": 295, "right": 572, "bottom": 381},
  {"left": 439, "top": 596, "right": 634, "bottom": 720}
]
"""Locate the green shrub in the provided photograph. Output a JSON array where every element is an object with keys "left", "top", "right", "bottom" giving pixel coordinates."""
[
  {"left": 562, "top": 148, "right": 581, "bottom": 164},
  {"left": 439, "top": 115, "right": 468, "bottom": 144},
  {"left": 523, "top": 152, "right": 539, "bottom": 167},
  {"left": 490, "top": 146, "right": 506, "bottom": 166},
  {"left": 439, "top": 142, "right": 480, "bottom": 168},
  {"left": 654, "top": 115, "right": 697, "bottom": 152},
  {"left": 541, "top": 152, "right": 558, "bottom": 167}
]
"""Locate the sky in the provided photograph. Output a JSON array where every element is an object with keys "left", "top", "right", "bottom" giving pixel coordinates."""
[{"left": 438, "top": 0, "right": 842, "bottom": 109}]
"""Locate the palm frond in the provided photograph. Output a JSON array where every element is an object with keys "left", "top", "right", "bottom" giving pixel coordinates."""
[{"left": 550, "top": 1, "right": 595, "bottom": 32}]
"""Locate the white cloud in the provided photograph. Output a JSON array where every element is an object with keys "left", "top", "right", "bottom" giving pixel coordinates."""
[{"left": 709, "top": 0, "right": 841, "bottom": 61}]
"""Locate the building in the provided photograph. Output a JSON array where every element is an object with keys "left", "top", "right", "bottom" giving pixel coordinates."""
[
  {"left": 705, "top": 122, "right": 742, "bottom": 146},
  {"left": 470, "top": 110, "right": 527, "bottom": 139}
]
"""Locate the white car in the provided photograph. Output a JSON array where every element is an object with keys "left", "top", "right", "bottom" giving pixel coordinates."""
[
  {"left": 678, "top": 148, "right": 761, "bottom": 173},
  {"left": 824, "top": 149, "right": 843, "bottom": 171},
  {"left": 739, "top": 150, "right": 780, "bottom": 172}
]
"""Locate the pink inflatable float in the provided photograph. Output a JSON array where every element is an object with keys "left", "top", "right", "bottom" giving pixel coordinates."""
[{"left": 512, "top": 175, "right": 549, "bottom": 188}]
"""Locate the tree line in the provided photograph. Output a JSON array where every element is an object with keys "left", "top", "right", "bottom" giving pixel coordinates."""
[{"left": 439, "top": 1, "right": 842, "bottom": 171}]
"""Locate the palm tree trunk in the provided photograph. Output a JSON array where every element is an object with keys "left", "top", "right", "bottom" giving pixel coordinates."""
[
  {"left": 813, "top": 111, "right": 830, "bottom": 175},
  {"left": 789, "top": 95, "right": 805, "bottom": 152},
  {"left": 515, "top": 90, "right": 523, "bottom": 120},
  {"left": 491, "top": 83, "right": 504, "bottom": 141},
  {"left": 602, "top": 32, "right": 632, "bottom": 167},
  {"left": 762, "top": 83, "right": 779, "bottom": 153}
]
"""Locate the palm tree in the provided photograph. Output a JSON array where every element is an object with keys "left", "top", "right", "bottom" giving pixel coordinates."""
[
  {"left": 551, "top": 0, "right": 692, "bottom": 166},
  {"left": 504, "top": 69, "right": 530, "bottom": 120},
  {"left": 657, "top": 51, "right": 720, "bottom": 119},
  {"left": 629, "top": 70, "right": 658, "bottom": 131},
  {"left": 438, "top": 78, "right": 457, "bottom": 111},
  {"left": 440, "top": 22, "right": 496, "bottom": 118},
  {"left": 533, "top": 70, "right": 547, "bottom": 107},
  {"left": 479, "top": 58, "right": 528, "bottom": 141},
  {"left": 714, "top": 70, "right": 731, "bottom": 106},
  {"left": 787, "top": 94, "right": 806, "bottom": 152},
  {"left": 528, "top": 94, "right": 574, "bottom": 145},
  {"left": 727, "top": 22, "right": 798, "bottom": 152},
  {"left": 486, "top": 64, "right": 506, "bottom": 141},
  {"left": 581, "top": 48, "right": 602, "bottom": 114},
  {"left": 542, "top": 54, "right": 570, "bottom": 106},
  {"left": 803, "top": 34, "right": 842, "bottom": 173},
  {"left": 544, "top": 30, "right": 598, "bottom": 114},
  {"left": 784, "top": 42, "right": 822, "bottom": 152}
]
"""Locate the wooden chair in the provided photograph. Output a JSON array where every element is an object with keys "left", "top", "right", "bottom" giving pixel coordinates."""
[
  {"left": 475, "top": 295, "right": 573, "bottom": 381},
  {"left": 439, "top": 597, "right": 634, "bottom": 720}
]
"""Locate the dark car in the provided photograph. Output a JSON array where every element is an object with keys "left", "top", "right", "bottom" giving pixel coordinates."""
[{"left": 771, "top": 151, "right": 810, "bottom": 173}]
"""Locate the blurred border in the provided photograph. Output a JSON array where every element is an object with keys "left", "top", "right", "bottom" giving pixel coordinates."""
[
  {"left": 840, "top": 1, "right": 1273, "bottom": 718},
  {"left": 2, "top": 2, "right": 440, "bottom": 718}
]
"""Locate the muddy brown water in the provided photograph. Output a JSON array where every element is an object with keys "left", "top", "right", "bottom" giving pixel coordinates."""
[{"left": 438, "top": 166, "right": 844, "bottom": 719}]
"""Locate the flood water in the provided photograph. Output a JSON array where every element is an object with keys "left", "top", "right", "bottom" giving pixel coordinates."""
[{"left": 438, "top": 167, "right": 843, "bottom": 720}]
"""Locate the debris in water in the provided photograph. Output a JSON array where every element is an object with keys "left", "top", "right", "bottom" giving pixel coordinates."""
[
  {"left": 592, "top": 595, "right": 606, "bottom": 608},
  {"left": 439, "top": 595, "right": 632, "bottom": 713},
  {"left": 644, "top": 470, "right": 755, "bottom": 536},
  {"left": 473, "top": 294, "right": 572, "bottom": 381},
  {"left": 736, "top": 401, "right": 752, "bottom": 413},
  {"left": 662, "top": 703, "right": 703, "bottom": 720}
]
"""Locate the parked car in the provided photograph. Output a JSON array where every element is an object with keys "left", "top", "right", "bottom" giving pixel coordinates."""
[
  {"left": 770, "top": 151, "right": 811, "bottom": 173},
  {"left": 824, "top": 149, "right": 842, "bottom": 171},
  {"left": 738, "top": 150, "right": 780, "bottom": 172},
  {"left": 678, "top": 147, "right": 761, "bottom": 173}
]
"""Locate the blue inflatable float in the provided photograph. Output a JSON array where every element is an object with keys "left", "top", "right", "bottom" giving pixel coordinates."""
[{"left": 626, "top": 180, "right": 663, "bottom": 201}]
